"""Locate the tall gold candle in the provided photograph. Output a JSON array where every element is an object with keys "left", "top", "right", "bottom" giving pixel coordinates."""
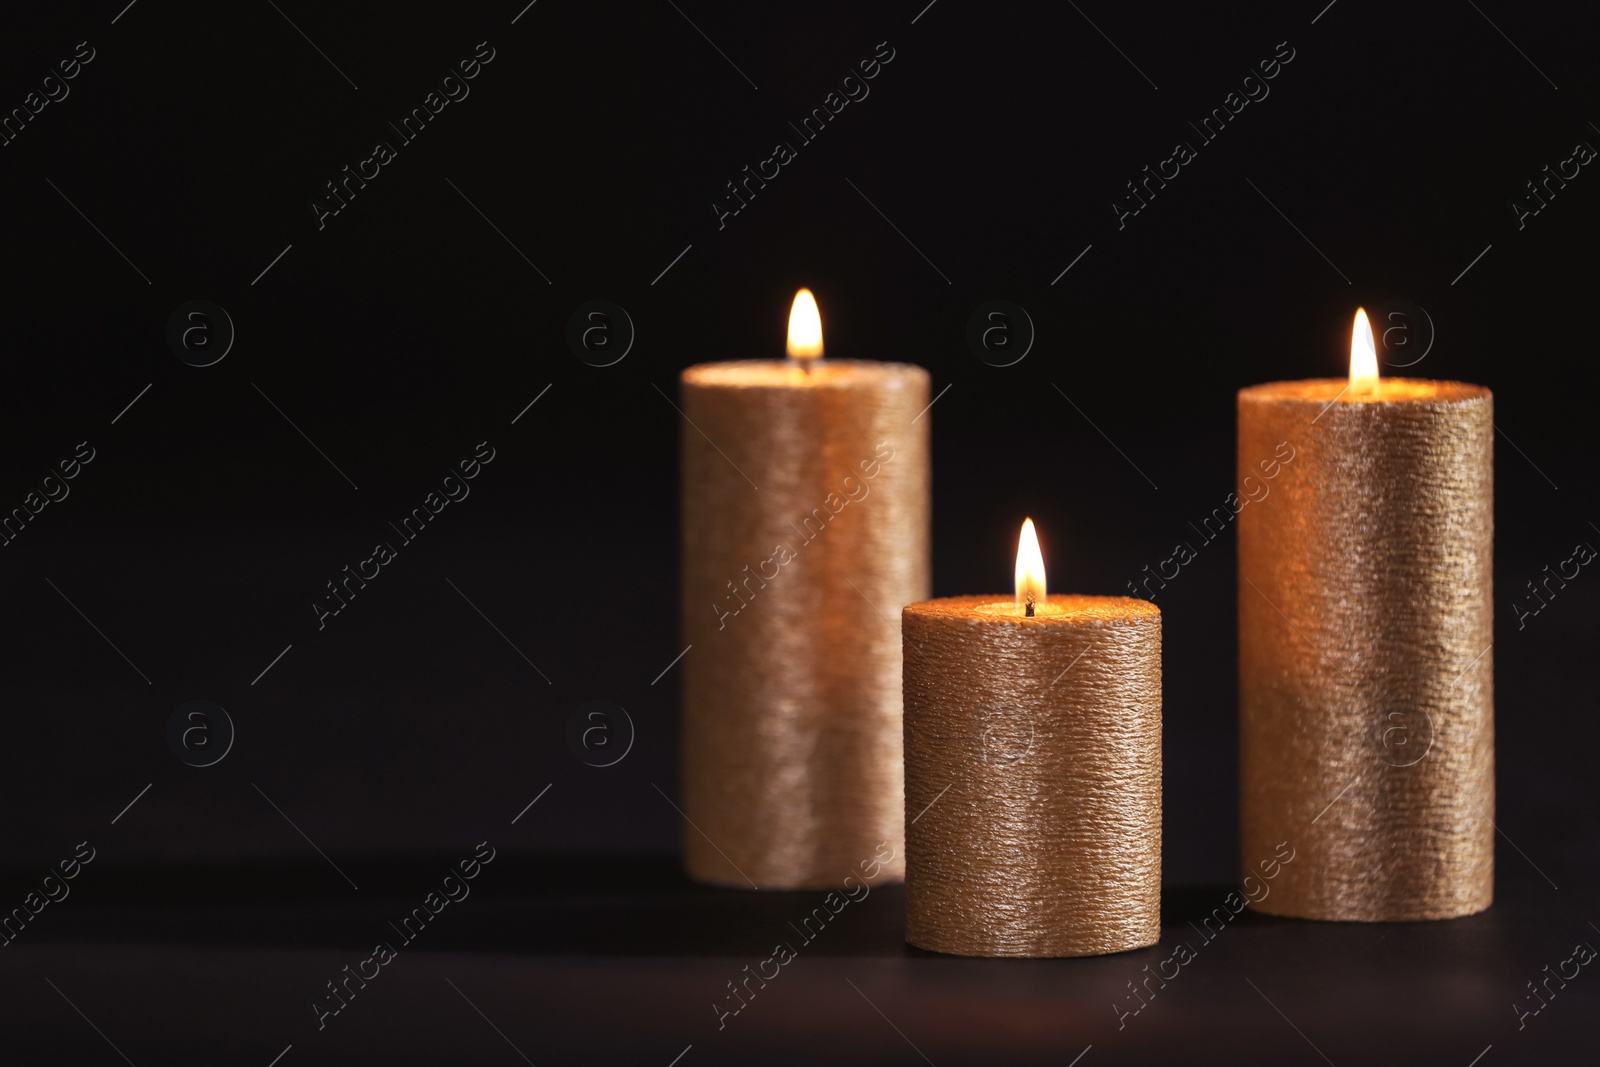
[
  {"left": 679, "top": 290, "right": 929, "bottom": 889},
  {"left": 903, "top": 521, "right": 1162, "bottom": 957},
  {"left": 1238, "top": 309, "right": 1494, "bottom": 921}
]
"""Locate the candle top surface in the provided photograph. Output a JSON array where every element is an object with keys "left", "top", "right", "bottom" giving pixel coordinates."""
[
  {"left": 1240, "top": 378, "right": 1490, "bottom": 404},
  {"left": 905, "top": 594, "right": 1159, "bottom": 625},
  {"left": 683, "top": 359, "right": 927, "bottom": 390}
]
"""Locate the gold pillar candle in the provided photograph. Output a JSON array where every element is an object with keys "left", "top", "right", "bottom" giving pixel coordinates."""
[
  {"left": 679, "top": 290, "right": 929, "bottom": 889},
  {"left": 1238, "top": 309, "right": 1494, "bottom": 921},
  {"left": 902, "top": 521, "right": 1162, "bottom": 957}
]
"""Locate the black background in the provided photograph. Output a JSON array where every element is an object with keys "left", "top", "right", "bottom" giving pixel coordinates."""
[{"left": 1, "top": 1, "right": 1597, "bottom": 1063}]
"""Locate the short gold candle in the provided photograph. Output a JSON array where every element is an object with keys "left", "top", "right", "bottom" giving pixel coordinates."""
[
  {"left": 902, "top": 581, "right": 1162, "bottom": 957},
  {"left": 679, "top": 304, "right": 929, "bottom": 890},
  {"left": 1238, "top": 360, "right": 1494, "bottom": 921}
]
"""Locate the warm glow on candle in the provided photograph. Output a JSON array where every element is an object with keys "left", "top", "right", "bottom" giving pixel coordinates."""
[
  {"left": 1350, "top": 307, "right": 1378, "bottom": 395},
  {"left": 1014, "top": 518, "right": 1046, "bottom": 615},
  {"left": 787, "top": 288, "right": 824, "bottom": 361}
]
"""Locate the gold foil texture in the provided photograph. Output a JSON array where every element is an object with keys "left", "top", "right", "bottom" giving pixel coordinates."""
[
  {"left": 679, "top": 361, "right": 930, "bottom": 889},
  {"left": 1238, "top": 379, "right": 1494, "bottom": 921},
  {"left": 903, "top": 595, "right": 1162, "bottom": 956}
]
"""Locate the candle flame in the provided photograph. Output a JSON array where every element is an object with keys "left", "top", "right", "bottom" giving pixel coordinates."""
[
  {"left": 1014, "top": 518, "right": 1046, "bottom": 612},
  {"left": 1350, "top": 307, "right": 1379, "bottom": 395},
  {"left": 787, "top": 288, "right": 824, "bottom": 361}
]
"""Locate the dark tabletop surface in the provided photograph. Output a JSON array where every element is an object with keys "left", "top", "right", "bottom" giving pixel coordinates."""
[
  {"left": 5, "top": 851, "right": 1599, "bottom": 1065},
  {"left": 4, "top": 0, "right": 1600, "bottom": 1062}
]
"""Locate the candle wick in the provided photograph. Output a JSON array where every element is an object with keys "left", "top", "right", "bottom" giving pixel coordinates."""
[{"left": 1025, "top": 593, "right": 1035, "bottom": 618}]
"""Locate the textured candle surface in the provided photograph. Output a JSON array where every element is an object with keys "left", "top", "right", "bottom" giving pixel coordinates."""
[
  {"left": 1238, "top": 378, "right": 1494, "bottom": 921},
  {"left": 903, "top": 595, "right": 1162, "bottom": 957},
  {"left": 680, "top": 360, "right": 929, "bottom": 889}
]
